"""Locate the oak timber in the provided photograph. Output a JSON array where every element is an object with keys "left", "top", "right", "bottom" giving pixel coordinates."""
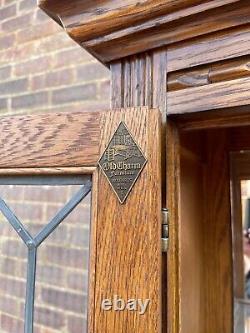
[
  {"left": 94, "top": 107, "right": 162, "bottom": 333},
  {"left": 38, "top": 0, "right": 248, "bottom": 65},
  {"left": 167, "top": 77, "right": 250, "bottom": 115},
  {"left": 166, "top": 121, "right": 181, "bottom": 333},
  {"left": 110, "top": 51, "right": 168, "bottom": 331},
  {"left": 168, "top": 56, "right": 250, "bottom": 91},
  {"left": 171, "top": 108, "right": 250, "bottom": 131},
  {"left": 167, "top": 25, "right": 250, "bottom": 72},
  {"left": 0, "top": 112, "right": 100, "bottom": 168}
]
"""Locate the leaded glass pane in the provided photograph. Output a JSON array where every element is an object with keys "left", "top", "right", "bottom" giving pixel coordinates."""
[
  {"left": 0, "top": 176, "right": 91, "bottom": 333},
  {"left": 0, "top": 213, "right": 26, "bottom": 333}
]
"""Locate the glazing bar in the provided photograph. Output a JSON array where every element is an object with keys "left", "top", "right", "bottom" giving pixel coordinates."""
[
  {"left": 34, "top": 181, "right": 92, "bottom": 247},
  {"left": 0, "top": 198, "right": 33, "bottom": 245},
  {"left": 24, "top": 246, "right": 37, "bottom": 333}
]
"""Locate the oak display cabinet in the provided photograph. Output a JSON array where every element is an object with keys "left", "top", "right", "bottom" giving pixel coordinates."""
[{"left": 0, "top": 1, "right": 250, "bottom": 332}]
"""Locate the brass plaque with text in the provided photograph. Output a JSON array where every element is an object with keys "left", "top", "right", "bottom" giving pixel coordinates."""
[{"left": 98, "top": 122, "right": 147, "bottom": 204}]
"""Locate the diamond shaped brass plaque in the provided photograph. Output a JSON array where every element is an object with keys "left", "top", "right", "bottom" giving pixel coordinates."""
[{"left": 98, "top": 121, "right": 147, "bottom": 204}]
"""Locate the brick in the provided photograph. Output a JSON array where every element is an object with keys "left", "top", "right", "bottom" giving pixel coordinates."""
[
  {"left": 0, "top": 43, "right": 35, "bottom": 66},
  {"left": 54, "top": 48, "right": 93, "bottom": 68},
  {"left": 0, "top": 276, "right": 26, "bottom": 298},
  {"left": 25, "top": 222, "right": 44, "bottom": 236},
  {"left": 33, "top": 327, "right": 43, "bottom": 333},
  {"left": 1, "top": 314, "right": 24, "bottom": 333},
  {"left": 68, "top": 202, "right": 91, "bottom": 225},
  {"left": 0, "top": 184, "right": 24, "bottom": 200},
  {"left": 0, "top": 98, "right": 7, "bottom": 110},
  {"left": 77, "top": 62, "right": 109, "bottom": 82},
  {"left": 36, "top": 265, "right": 65, "bottom": 287},
  {"left": 45, "top": 245, "right": 89, "bottom": 268},
  {"left": 52, "top": 83, "right": 97, "bottom": 105},
  {"left": 17, "top": 21, "right": 59, "bottom": 44},
  {"left": 10, "top": 201, "right": 45, "bottom": 221},
  {"left": 38, "top": 33, "right": 74, "bottom": 53},
  {"left": 19, "top": 0, "right": 36, "bottom": 11},
  {"left": 0, "top": 34, "right": 15, "bottom": 49},
  {"left": 23, "top": 185, "right": 50, "bottom": 204},
  {"left": 31, "top": 74, "right": 46, "bottom": 90},
  {"left": 1, "top": 239, "right": 26, "bottom": 258},
  {"left": 11, "top": 91, "right": 48, "bottom": 109},
  {"left": 0, "top": 220, "right": 10, "bottom": 235},
  {"left": 13, "top": 42, "right": 36, "bottom": 62},
  {"left": 45, "top": 68, "right": 74, "bottom": 88},
  {"left": 69, "top": 226, "right": 90, "bottom": 247},
  {"left": 35, "top": 9, "right": 50, "bottom": 23},
  {"left": 0, "top": 257, "right": 18, "bottom": 276},
  {"left": 2, "top": 13, "right": 31, "bottom": 32},
  {"left": 0, "top": 66, "right": 11, "bottom": 80},
  {"left": 34, "top": 307, "right": 65, "bottom": 329},
  {"left": 38, "top": 102, "right": 103, "bottom": 114},
  {"left": 99, "top": 79, "right": 111, "bottom": 99},
  {"left": 38, "top": 222, "right": 68, "bottom": 244},
  {"left": 14, "top": 56, "right": 51, "bottom": 76},
  {"left": 0, "top": 217, "right": 19, "bottom": 236},
  {"left": 42, "top": 287, "right": 87, "bottom": 314},
  {"left": 67, "top": 271, "right": 88, "bottom": 291},
  {"left": 0, "top": 78, "right": 28, "bottom": 96},
  {"left": 23, "top": 185, "right": 68, "bottom": 203},
  {"left": 4, "top": 0, "right": 16, "bottom": 4},
  {"left": 67, "top": 315, "right": 86, "bottom": 333},
  {"left": 0, "top": 295, "right": 20, "bottom": 316},
  {"left": 0, "top": 4, "right": 16, "bottom": 21}
]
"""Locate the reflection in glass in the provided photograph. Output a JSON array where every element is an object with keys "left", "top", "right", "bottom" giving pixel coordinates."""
[
  {"left": 235, "top": 181, "right": 250, "bottom": 333},
  {"left": 0, "top": 176, "right": 91, "bottom": 333}
]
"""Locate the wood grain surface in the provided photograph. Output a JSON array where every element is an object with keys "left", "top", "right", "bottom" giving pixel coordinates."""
[
  {"left": 179, "top": 139, "right": 204, "bottom": 333},
  {"left": 39, "top": 0, "right": 204, "bottom": 35},
  {"left": 169, "top": 128, "right": 234, "bottom": 333},
  {"left": 84, "top": 0, "right": 240, "bottom": 48},
  {"left": 171, "top": 108, "right": 250, "bottom": 131},
  {"left": 86, "top": 1, "right": 249, "bottom": 63},
  {"left": 110, "top": 51, "right": 167, "bottom": 117},
  {"left": 168, "top": 56, "right": 250, "bottom": 91},
  {"left": 0, "top": 111, "right": 101, "bottom": 168},
  {"left": 88, "top": 168, "right": 99, "bottom": 333},
  {"left": 230, "top": 152, "right": 246, "bottom": 300},
  {"left": 93, "top": 107, "right": 162, "bottom": 333},
  {"left": 0, "top": 167, "right": 95, "bottom": 175},
  {"left": 38, "top": 0, "right": 247, "bottom": 64},
  {"left": 167, "top": 77, "right": 250, "bottom": 115},
  {"left": 110, "top": 51, "right": 168, "bottom": 331},
  {"left": 203, "top": 130, "right": 233, "bottom": 333},
  {"left": 168, "top": 25, "right": 250, "bottom": 72},
  {"left": 166, "top": 121, "right": 181, "bottom": 333}
]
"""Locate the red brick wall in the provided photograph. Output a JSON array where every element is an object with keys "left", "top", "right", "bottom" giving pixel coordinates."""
[
  {"left": 0, "top": 0, "right": 110, "bottom": 116},
  {"left": 0, "top": 184, "right": 91, "bottom": 333},
  {"left": 0, "top": 1, "right": 110, "bottom": 332}
]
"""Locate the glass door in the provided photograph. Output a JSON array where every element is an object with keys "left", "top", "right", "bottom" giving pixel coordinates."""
[
  {"left": 0, "top": 175, "right": 91, "bottom": 333},
  {"left": 0, "top": 107, "right": 162, "bottom": 333}
]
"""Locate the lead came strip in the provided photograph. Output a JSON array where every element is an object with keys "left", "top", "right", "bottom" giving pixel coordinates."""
[{"left": 0, "top": 180, "right": 92, "bottom": 333}]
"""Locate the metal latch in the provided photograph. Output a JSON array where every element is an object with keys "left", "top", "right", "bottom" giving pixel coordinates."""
[{"left": 162, "top": 208, "right": 169, "bottom": 253}]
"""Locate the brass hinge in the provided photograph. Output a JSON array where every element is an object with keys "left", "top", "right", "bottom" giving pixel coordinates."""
[{"left": 162, "top": 208, "right": 169, "bottom": 253}]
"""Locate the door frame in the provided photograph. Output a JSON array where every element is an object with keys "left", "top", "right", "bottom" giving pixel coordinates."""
[
  {"left": 231, "top": 151, "right": 250, "bottom": 295},
  {"left": 0, "top": 106, "right": 162, "bottom": 333}
]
